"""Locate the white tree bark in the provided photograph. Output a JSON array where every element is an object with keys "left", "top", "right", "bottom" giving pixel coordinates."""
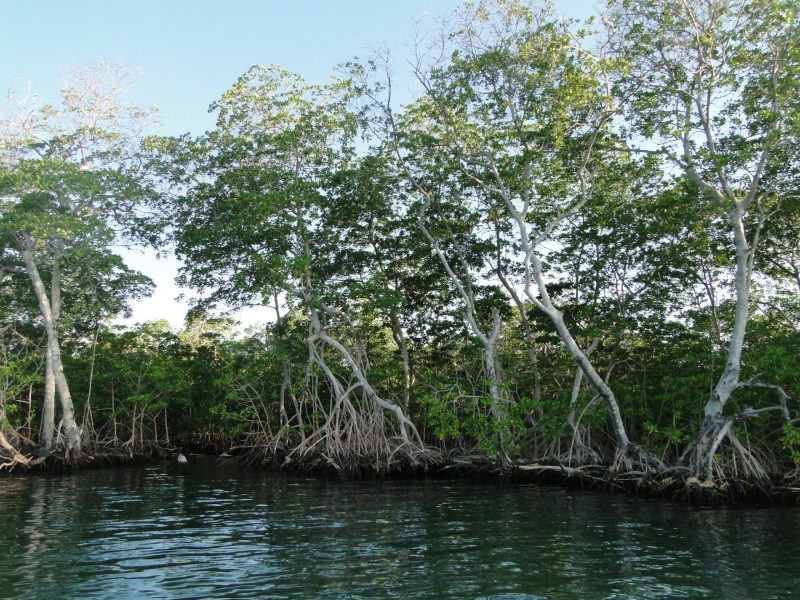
[
  {"left": 389, "top": 310, "right": 412, "bottom": 412},
  {"left": 416, "top": 201, "right": 510, "bottom": 461},
  {"left": 676, "top": 82, "right": 774, "bottom": 478},
  {"left": 383, "top": 57, "right": 634, "bottom": 462},
  {"left": 497, "top": 184, "right": 633, "bottom": 459},
  {"left": 20, "top": 240, "right": 81, "bottom": 459},
  {"left": 41, "top": 347, "right": 55, "bottom": 450},
  {"left": 690, "top": 209, "right": 757, "bottom": 479},
  {"left": 298, "top": 280, "right": 423, "bottom": 461},
  {"left": 40, "top": 239, "right": 63, "bottom": 451},
  {"left": 567, "top": 339, "right": 599, "bottom": 431},
  {"left": 495, "top": 266, "right": 542, "bottom": 406}
]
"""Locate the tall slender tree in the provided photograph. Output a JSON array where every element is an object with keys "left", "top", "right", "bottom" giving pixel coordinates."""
[
  {"left": 607, "top": 0, "right": 800, "bottom": 479},
  {"left": 0, "top": 63, "right": 155, "bottom": 459}
]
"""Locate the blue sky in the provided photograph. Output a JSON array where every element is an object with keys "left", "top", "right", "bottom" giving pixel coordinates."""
[
  {"left": 2, "top": 0, "right": 599, "bottom": 329},
  {"left": 3, "top": 1, "right": 598, "bottom": 136},
  {"left": 2, "top": 0, "right": 462, "bottom": 134}
]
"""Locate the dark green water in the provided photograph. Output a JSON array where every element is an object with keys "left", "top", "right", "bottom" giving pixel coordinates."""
[{"left": 1, "top": 458, "right": 798, "bottom": 599}]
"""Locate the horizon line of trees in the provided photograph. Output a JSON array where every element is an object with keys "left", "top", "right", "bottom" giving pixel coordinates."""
[{"left": 1, "top": 0, "right": 799, "bottom": 481}]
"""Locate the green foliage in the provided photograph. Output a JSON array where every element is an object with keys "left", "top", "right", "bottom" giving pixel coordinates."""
[
  {"left": 2, "top": 3, "right": 798, "bottom": 476},
  {"left": 419, "top": 384, "right": 536, "bottom": 456},
  {"left": 781, "top": 423, "right": 800, "bottom": 467}
]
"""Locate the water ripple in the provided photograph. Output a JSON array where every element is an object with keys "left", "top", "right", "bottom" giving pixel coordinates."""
[{"left": 1, "top": 459, "right": 799, "bottom": 599}]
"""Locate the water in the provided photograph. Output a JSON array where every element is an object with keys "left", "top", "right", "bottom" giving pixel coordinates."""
[{"left": 1, "top": 458, "right": 798, "bottom": 599}]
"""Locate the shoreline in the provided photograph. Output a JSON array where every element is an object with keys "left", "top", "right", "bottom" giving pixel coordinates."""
[{"left": 5, "top": 444, "right": 798, "bottom": 507}]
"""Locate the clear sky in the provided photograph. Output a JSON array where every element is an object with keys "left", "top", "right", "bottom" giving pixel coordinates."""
[{"left": 2, "top": 0, "right": 599, "bottom": 330}]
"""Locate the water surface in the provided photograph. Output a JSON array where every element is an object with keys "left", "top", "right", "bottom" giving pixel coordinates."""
[{"left": 1, "top": 457, "right": 798, "bottom": 599}]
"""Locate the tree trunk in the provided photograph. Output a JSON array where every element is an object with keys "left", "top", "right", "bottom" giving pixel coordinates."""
[
  {"left": 484, "top": 308, "right": 510, "bottom": 466},
  {"left": 20, "top": 241, "right": 81, "bottom": 460},
  {"left": 484, "top": 160, "right": 633, "bottom": 462},
  {"left": 566, "top": 338, "right": 602, "bottom": 465},
  {"left": 40, "top": 242, "right": 64, "bottom": 451},
  {"left": 389, "top": 310, "right": 412, "bottom": 412},
  {"left": 496, "top": 267, "right": 542, "bottom": 406},
  {"left": 567, "top": 338, "right": 598, "bottom": 427},
  {"left": 0, "top": 428, "right": 31, "bottom": 470},
  {"left": 522, "top": 253, "right": 631, "bottom": 460},
  {"left": 273, "top": 293, "right": 291, "bottom": 430},
  {"left": 691, "top": 211, "right": 752, "bottom": 479},
  {"left": 41, "top": 347, "right": 55, "bottom": 450},
  {"left": 417, "top": 207, "right": 508, "bottom": 459},
  {"left": 111, "top": 384, "right": 118, "bottom": 445},
  {"left": 306, "top": 295, "right": 421, "bottom": 449}
]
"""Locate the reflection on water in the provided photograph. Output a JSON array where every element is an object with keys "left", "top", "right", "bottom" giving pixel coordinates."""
[{"left": 1, "top": 458, "right": 798, "bottom": 599}]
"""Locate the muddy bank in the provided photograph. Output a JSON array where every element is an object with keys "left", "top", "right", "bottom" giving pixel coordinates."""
[
  {"left": 228, "top": 443, "right": 800, "bottom": 506},
  {"left": 4, "top": 439, "right": 800, "bottom": 506}
]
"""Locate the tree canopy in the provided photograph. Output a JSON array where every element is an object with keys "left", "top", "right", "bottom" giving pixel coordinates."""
[{"left": 1, "top": 1, "right": 798, "bottom": 489}]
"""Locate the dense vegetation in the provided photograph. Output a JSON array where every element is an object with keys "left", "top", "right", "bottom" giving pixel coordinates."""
[{"left": 1, "top": 0, "right": 798, "bottom": 488}]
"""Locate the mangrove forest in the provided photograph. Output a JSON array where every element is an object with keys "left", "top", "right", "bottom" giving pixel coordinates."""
[{"left": 1, "top": 0, "right": 799, "bottom": 502}]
